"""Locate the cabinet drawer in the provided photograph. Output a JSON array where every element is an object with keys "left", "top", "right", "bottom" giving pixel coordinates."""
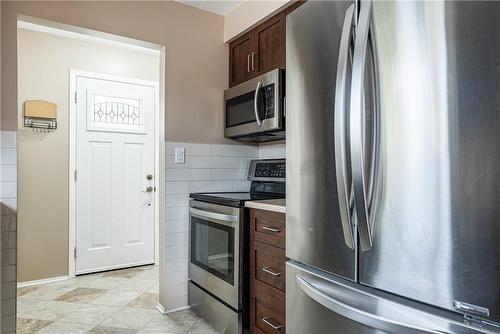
[
  {"left": 254, "top": 241, "right": 285, "bottom": 291},
  {"left": 251, "top": 209, "right": 285, "bottom": 249},
  {"left": 253, "top": 280, "right": 285, "bottom": 334}
]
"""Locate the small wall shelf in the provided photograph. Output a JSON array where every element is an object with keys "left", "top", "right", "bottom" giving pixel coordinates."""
[{"left": 24, "top": 100, "right": 57, "bottom": 132}]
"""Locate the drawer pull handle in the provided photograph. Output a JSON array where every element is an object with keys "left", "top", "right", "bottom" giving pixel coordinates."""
[
  {"left": 262, "top": 267, "right": 282, "bottom": 276},
  {"left": 262, "top": 317, "right": 283, "bottom": 330},
  {"left": 262, "top": 226, "right": 281, "bottom": 233}
]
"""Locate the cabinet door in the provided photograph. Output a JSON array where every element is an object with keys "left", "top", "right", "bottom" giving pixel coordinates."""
[
  {"left": 229, "top": 33, "right": 253, "bottom": 87},
  {"left": 254, "top": 13, "right": 285, "bottom": 74}
]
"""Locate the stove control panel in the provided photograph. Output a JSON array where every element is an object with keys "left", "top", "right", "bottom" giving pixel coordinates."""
[{"left": 248, "top": 159, "right": 286, "bottom": 181}]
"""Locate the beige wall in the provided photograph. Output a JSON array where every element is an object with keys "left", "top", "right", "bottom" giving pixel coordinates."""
[
  {"left": 17, "top": 28, "right": 160, "bottom": 282},
  {"left": 1, "top": 1, "right": 228, "bottom": 144},
  {"left": 224, "top": 0, "right": 290, "bottom": 42}
]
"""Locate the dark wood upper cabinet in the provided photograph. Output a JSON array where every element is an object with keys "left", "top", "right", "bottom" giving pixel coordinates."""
[
  {"left": 254, "top": 13, "right": 286, "bottom": 74},
  {"left": 229, "top": 33, "right": 254, "bottom": 86},
  {"left": 228, "top": 1, "right": 304, "bottom": 88}
]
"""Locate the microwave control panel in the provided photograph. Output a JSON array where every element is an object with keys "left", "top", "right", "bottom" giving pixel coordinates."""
[{"left": 263, "top": 84, "right": 275, "bottom": 118}]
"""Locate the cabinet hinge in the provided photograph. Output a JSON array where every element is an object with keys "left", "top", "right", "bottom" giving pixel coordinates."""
[
  {"left": 74, "top": 92, "right": 77, "bottom": 104},
  {"left": 74, "top": 247, "right": 77, "bottom": 259},
  {"left": 74, "top": 170, "right": 77, "bottom": 182}
]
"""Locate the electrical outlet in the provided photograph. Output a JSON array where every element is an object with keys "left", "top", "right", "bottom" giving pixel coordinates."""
[{"left": 175, "top": 147, "right": 185, "bottom": 164}]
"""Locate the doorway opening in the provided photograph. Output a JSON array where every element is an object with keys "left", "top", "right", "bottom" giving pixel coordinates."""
[{"left": 16, "top": 15, "right": 169, "bottom": 333}]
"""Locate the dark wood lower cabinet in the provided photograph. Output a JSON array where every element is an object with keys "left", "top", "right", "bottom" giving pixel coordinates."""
[{"left": 250, "top": 209, "right": 286, "bottom": 334}]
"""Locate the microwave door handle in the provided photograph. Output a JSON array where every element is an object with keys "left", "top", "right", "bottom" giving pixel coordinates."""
[{"left": 254, "top": 81, "right": 263, "bottom": 126}]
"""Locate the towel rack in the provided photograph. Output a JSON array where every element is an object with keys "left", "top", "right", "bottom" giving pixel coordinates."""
[{"left": 24, "top": 100, "right": 57, "bottom": 133}]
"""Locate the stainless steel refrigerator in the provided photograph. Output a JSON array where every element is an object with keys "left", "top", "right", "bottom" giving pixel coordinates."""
[{"left": 286, "top": 1, "right": 500, "bottom": 333}]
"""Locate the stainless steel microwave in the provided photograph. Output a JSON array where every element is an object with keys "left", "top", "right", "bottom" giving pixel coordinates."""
[{"left": 224, "top": 69, "right": 285, "bottom": 142}]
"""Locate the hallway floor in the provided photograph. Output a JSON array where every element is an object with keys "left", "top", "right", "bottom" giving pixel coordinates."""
[{"left": 16, "top": 265, "right": 216, "bottom": 334}]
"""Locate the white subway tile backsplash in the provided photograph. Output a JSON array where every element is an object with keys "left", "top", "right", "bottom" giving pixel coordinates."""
[
  {"left": 166, "top": 142, "right": 211, "bottom": 156},
  {"left": 0, "top": 131, "right": 16, "bottom": 324},
  {"left": 0, "top": 216, "right": 16, "bottom": 235},
  {"left": 212, "top": 144, "right": 258, "bottom": 158},
  {"left": 0, "top": 165, "right": 17, "bottom": 182},
  {"left": 1, "top": 249, "right": 16, "bottom": 267},
  {"left": 211, "top": 169, "right": 248, "bottom": 181},
  {"left": 165, "top": 270, "right": 188, "bottom": 287},
  {"left": 232, "top": 157, "right": 253, "bottom": 169},
  {"left": 166, "top": 295, "right": 188, "bottom": 312},
  {"left": 1, "top": 298, "right": 16, "bottom": 317},
  {"left": 0, "top": 282, "right": 16, "bottom": 300},
  {"left": 165, "top": 282, "right": 188, "bottom": 299},
  {"left": 165, "top": 232, "right": 189, "bottom": 247},
  {"left": 0, "top": 150, "right": 16, "bottom": 165},
  {"left": 189, "top": 156, "right": 233, "bottom": 169},
  {"left": 166, "top": 207, "right": 189, "bottom": 221},
  {"left": 1, "top": 265, "right": 16, "bottom": 283},
  {"left": 165, "top": 155, "right": 190, "bottom": 169},
  {"left": 165, "top": 245, "right": 189, "bottom": 260},
  {"left": 189, "top": 181, "right": 233, "bottom": 193},
  {"left": 165, "top": 194, "right": 189, "bottom": 208},
  {"left": 165, "top": 168, "right": 211, "bottom": 181},
  {"left": 0, "top": 132, "right": 16, "bottom": 149},
  {"left": 165, "top": 219, "right": 189, "bottom": 234},
  {"left": 1, "top": 314, "right": 16, "bottom": 334},
  {"left": 166, "top": 258, "right": 188, "bottom": 273},
  {"left": 0, "top": 182, "right": 16, "bottom": 199},
  {"left": 1, "top": 199, "right": 17, "bottom": 213},
  {"left": 0, "top": 216, "right": 16, "bottom": 233},
  {"left": 165, "top": 181, "right": 189, "bottom": 194},
  {"left": 164, "top": 141, "right": 260, "bottom": 312},
  {"left": 1, "top": 232, "right": 16, "bottom": 250},
  {"left": 259, "top": 141, "right": 286, "bottom": 159},
  {"left": 232, "top": 180, "right": 251, "bottom": 192}
]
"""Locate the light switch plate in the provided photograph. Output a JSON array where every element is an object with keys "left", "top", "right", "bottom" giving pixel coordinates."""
[{"left": 174, "top": 147, "right": 185, "bottom": 164}]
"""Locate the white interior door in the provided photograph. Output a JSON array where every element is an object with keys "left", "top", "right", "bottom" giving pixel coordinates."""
[{"left": 75, "top": 74, "right": 156, "bottom": 275}]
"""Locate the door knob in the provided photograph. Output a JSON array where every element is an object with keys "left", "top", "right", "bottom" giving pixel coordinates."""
[
  {"left": 143, "top": 186, "right": 154, "bottom": 193},
  {"left": 146, "top": 174, "right": 153, "bottom": 180}
]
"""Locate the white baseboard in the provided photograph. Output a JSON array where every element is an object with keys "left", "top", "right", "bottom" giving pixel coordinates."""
[
  {"left": 17, "top": 275, "right": 69, "bottom": 288},
  {"left": 156, "top": 303, "right": 189, "bottom": 315},
  {"left": 156, "top": 303, "right": 168, "bottom": 314}
]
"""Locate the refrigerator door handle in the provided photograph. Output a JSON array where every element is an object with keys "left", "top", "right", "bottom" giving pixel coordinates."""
[
  {"left": 334, "top": 3, "right": 356, "bottom": 250},
  {"left": 350, "top": 0, "right": 376, "bottom": 251},
  {"left": 296, "top": 275, "right": 450, "bottom": 334}
]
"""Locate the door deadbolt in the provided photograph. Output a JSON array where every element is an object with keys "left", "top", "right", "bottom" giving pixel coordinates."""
[{"left": 146, "top": 174, "right": 153, "bottom": 180}]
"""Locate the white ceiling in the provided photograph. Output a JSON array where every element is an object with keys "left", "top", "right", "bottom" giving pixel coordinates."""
[{"left": 177, "top": 0, "right": 243, "bottom": 16}]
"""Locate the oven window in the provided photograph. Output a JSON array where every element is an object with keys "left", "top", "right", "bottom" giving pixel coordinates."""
[
  {"left": 225, "top": 91, "right": 257, "bottom": 127},
  {"left": 191, "top": 217, "right": 235, "bottom": 285}
]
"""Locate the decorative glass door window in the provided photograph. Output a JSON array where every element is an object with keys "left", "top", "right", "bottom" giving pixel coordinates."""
[{"left": 88, "top": 94, "right": 144, "bottom": 133}]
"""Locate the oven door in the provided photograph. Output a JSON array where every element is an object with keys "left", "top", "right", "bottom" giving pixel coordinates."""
[
  {"left": 189, "top": 200, "right": 242, "bottom": 310},
  {"left": 224, "top": 69, "right": 284, "bottom": 138}
]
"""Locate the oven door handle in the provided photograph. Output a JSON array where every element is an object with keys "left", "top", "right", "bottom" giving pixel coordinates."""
[{"left": 190, "top": 207, "right": 239, "bottom": 223}]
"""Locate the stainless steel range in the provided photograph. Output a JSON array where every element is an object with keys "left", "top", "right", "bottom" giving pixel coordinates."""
[{"left": 188, "top": 159, "right": 285, "bottom": 334}]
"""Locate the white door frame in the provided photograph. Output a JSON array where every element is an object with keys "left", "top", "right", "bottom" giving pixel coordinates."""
[{"left": 69, "top": 69, "right": 161, "bottom": 278}]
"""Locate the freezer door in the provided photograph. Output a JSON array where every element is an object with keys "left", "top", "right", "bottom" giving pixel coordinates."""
[
  {"left": 286, "top": 0, "right": 356, "bottom": 280},
  {"left": 356, "top": 0, "right": 500, "bottom": 324},
  {"left": 287, "top": 261, "right": 495, "bottom": 334}
]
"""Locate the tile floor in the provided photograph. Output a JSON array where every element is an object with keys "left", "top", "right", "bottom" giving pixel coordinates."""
[{"left": 17, "top": 265, "right": 218, "bottom": 334}]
